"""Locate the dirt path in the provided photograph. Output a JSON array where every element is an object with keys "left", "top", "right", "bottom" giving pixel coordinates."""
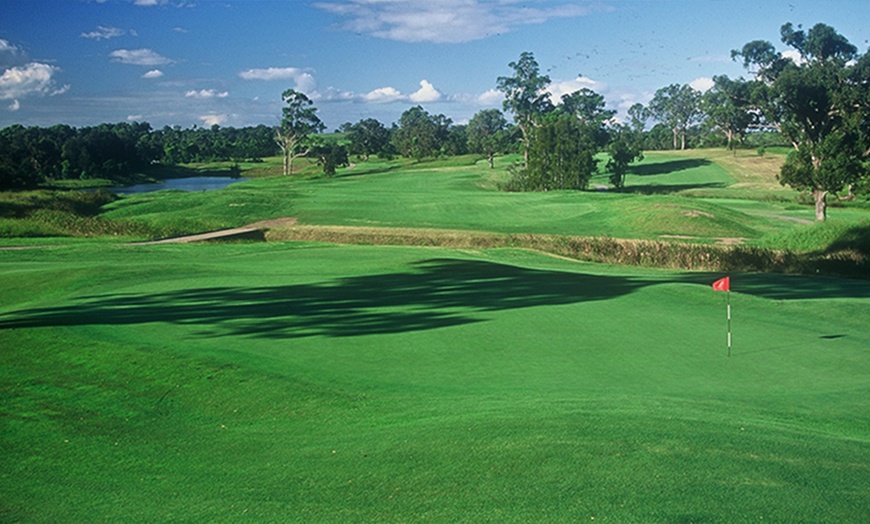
[{"left": 135, "top": 217, "right": 297, "bottom": 245}]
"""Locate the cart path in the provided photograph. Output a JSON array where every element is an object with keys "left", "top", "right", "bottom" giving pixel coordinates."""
[{"left": 134, "top": 217, "right": 297, "bottom": 244}]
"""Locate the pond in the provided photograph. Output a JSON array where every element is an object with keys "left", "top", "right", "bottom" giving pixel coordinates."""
[{"left": 111, "top": 176, "right": 249, "bottom": 195}]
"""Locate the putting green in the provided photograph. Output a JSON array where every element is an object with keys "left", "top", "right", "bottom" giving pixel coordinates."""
[{"left": 1, "top": 242, "right": 868, "bottom": 521}]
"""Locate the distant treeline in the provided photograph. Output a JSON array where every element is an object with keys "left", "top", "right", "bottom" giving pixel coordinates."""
[
  {"left": 0, "top": 122, "right": 278, "bottom": 189},
  {"left": 0, "top": 116, "right": 789, "bottom": 191}
]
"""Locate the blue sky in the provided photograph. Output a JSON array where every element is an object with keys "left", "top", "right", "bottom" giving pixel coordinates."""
[{"left": 2, "top": 0, "right": 868, "bottom": 131}]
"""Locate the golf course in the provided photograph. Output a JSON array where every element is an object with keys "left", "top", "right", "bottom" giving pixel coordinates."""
[{"left": 1, "top": 150, "right": 869, "bottom": 522}]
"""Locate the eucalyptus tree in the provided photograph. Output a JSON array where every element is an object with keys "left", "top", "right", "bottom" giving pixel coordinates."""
[
  {"left": 275, "top": 89, "right": 324, "bottom": 176},
  {"left": 392, "top": 105, "right": 451, "bottom": 160},
  {"left": 467, "top": 109, "right": 510, "bottom": 168},
  {"left": 648, "top": 84, "right": 702, "bottom": 150},
  {"left": 733, "top": 22, "right": 869, "bottom": 220},
  {"left": 701, "top": 75, "right": 756, "bottom": 150},
  {"left": 346, "top": 118, "right": 391, "bottom": 160},
  {"left": 496, "top": 51, "right": 553, "bottom": 164},
  {"left": 519, "top": 113, "right": 597, "bottom": 191},
  {"left": 606, "top": 124, "right": 644, "bottom": 190},
  {"left": 558, "top": 88, "right": 616, "bottom": 149},
  {"left": 627, "top": 103, "right": 649, "bottom": 134}
]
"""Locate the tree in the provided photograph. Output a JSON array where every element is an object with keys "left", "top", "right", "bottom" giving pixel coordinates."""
[
  {"left": 275, "top": 89, "right": 324, "bottom": 176},
  {"left": 496, "top": 51, "right": 553, "bottom": 164},
  {"left": 701, "top": 75, "right": 756, "bottom": 150},
  {"left": 467, "top": 109, "right": 510, "bottom": 168},
  {"left": 558, "top": 88, "right": 615, "bottom": 148},
  {"left": 606, "top": 125, "right": 644, "bottom": 190},
  {"left": 627, "top": 103, "right": 648, "bottom": 134},
  {"left": 648, "top": 84, "right": 702, "bottom": 150},
  {"left": 513, "top": 114, "right": 597, "bottom": 191},
  {"left": 733, "top": 22, "right": 870, "bottom": 220},
  {"left": 392, "top": 105, "right": 450, "bottom": 160},
  {"left": 346, "top": 118, "right": 391, "bottom": 160},
  {"left": 311, "top": 140, "right": 349, "bottom": 177}
]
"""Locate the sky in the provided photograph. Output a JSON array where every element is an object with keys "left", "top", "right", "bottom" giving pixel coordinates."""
[{"left": 2, "top": 0, "right": 869, "bottom": 131}]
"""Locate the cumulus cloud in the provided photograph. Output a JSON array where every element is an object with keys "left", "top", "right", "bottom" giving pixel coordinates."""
[
  {"left": 546, "top": 76, "right": 607, "bottom": 104},
  {"left": 689, "top": 76, "right": 714, "bottom": 92},
  {"left": 110, "top": 48, "right": 173, "bottom": 66},
  {"left": 8, "top": 99, "right": 20, "bottom": 111},
  {"left": 239, "top": 67, "right": 317, "bottom": 93},
  {"left": 314, "top": 0, "right": 607, "bottom": 43},
  {"left": 409, "top": 79, "right": 442, "bottom": 103},
  {"left": 476, "top": 88, "right": 503, "bottom": 106},
  {"left": 782, "top": 49, "right": 806, "bottom": 65},
  {"left": 142, "top": 69, "right": 164, "bottom": 79},
  {"left": 81, "top": 26, "right": 126, "bottom": 40},
  {"left": 199, "top": 114, "right": 228, "bottom": 126},
  {"left": 185, "top": 88, "right": 229, "bottom": 99},
  {"left": 0, "top": 62, "right": 69, "bottom": 100},
  {"left": 362, "top": 86, "right": 404, "bottom": 103}
]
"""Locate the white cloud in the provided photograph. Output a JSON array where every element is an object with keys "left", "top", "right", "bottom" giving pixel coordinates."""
[
  {"left": 134, "top": 0, "right": 163, "bottom": 6},
  {"left": 142, "top": 69, "right": 164, "bottom": 79},
  {"left": 309, "top": 86, "right": 355, "bottom": 102},
  {"left": 81, "top": 26, "right": 126, "bottom": 40},
  {"left": 185, "top": 88, "right": 229, "bottom": 99},
  {"left": 0, "top": 62, "right": 68, "bottom": 100},
  {"left": 314, "top": 0, "right": 608, "bottom": 43},
  {"left": 546, "top": 76, "right": 607, "bottom": 104},
  {"left": 0, "top": 39, "right": 20, "bottom": 55},
  {"left": 239, "top": 67, "right": 305, "bottom": 80},
  {"left": 689, "top": 76, "right": 714, "bottom": 92},
  {"left": 127, "top": 114, "right": 143, "bottom": 121},
  {"left": 8, "top": 99, "right": 20, "bottom": 111},
  {"left": 239, "top": 67, "right": 317, "bottom": 93},
  {"left": 199, "top": 114, "right": 228, "bottom": 126},
  {"left": 476, "top": 88, "right": 503, "bottom": 106},
  {"left": 110, "top": 48, "right": 173, "bottom": 66},
  {"left": 782, "top": 49, "right": 806, "bottom": 65},
  {"left": 409, "top": 79, "right": 442, "bottom": 103},
  {"left": 363, "top": 86, "right": 404, "bottom": 103}
]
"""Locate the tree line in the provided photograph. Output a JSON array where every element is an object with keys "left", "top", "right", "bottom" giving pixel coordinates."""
[
  {"left": 0, "top": 122, "right": 278, "bottom": 189},
  {"left": 3, "top": 22, "right": 868, "bottom": 220}
]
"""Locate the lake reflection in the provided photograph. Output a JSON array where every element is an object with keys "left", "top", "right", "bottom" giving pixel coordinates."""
[{"left": 112, "top": 176, "right": 248, "bottom": 194}]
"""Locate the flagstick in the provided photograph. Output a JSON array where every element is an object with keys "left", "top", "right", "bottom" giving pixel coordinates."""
[{"left": 726, "top": 290, "right": 731, "bottom": 357}]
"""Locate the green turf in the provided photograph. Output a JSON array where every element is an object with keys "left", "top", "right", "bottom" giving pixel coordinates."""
[
  {"left": 90, "top": 151, "right": 866, "bottom": 248},
  {"left": 2, "top": 243, "right": 868, "bottom": 522}
]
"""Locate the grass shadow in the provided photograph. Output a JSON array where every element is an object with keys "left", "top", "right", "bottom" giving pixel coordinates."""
[{"left": 0, "top": 258, "right": 654, "bottom": 339}]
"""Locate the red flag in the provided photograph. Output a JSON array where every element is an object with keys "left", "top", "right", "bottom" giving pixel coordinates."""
[{"left": 712, "top": 276, "right": 730, "bottom": 292}]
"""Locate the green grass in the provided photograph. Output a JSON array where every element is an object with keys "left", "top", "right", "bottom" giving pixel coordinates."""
[
  {"left": 2, "top": 243, "right": 868, "bottom": 521},
  {"left": 92, "top": 150, "right": 865, "bottom": 247},
  {"left": 2, "top": 149, "right": 869, "bottom": 520}
]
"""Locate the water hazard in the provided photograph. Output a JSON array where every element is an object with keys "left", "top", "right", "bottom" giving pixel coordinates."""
[{"left": 111, "top": 176, "right": 248, "bottom": 195}]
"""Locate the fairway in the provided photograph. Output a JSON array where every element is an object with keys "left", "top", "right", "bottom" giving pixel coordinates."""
[{"left": 2, "top": 242, "right": 868, "bottom": 522}]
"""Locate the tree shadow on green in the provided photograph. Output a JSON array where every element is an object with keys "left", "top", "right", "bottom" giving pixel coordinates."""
[
  {"left": 682, "top": 271, "right": 870, "bottom": 300},
  {"left": 628, "top": 159, "right": 711, "bottom": 176},
  {"left": 0, "top": 259, "right": 654, "bottom": 339},
  {"left": 619, "top": 182, "right": 726, "bottom": 195}
]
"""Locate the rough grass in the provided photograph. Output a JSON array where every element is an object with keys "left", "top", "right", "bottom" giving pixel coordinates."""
[
  {"left": 265, "top": 223, "right": 868, "bottom": 277},
  {"left": 2, "top": 243, "right": 868, "bottom": 521}
]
